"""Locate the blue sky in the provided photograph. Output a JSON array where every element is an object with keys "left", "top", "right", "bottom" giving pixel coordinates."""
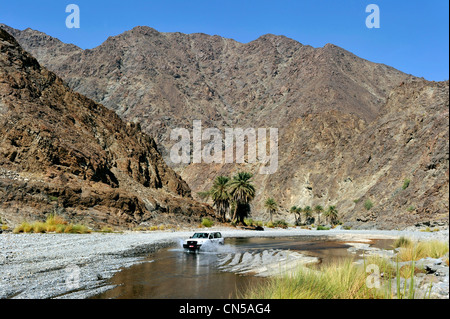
[{"left": 1, "top": 0, "right": 448, "bottom": 81}]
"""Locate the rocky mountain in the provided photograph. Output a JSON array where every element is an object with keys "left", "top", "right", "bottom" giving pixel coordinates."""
[
  {"left": 1, "top": 25, "right": 410, "bottom": 148},
  {"left": 0, "top": 28, "right": 214, "bottom": 229},
  {"left": 1, "top": 24, "right": 448, "bottom": 229}
]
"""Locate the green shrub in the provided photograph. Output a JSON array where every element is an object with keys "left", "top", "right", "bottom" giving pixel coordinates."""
[
  {"left": 13, "top": 222, "right": 32, "bottom": 233},
  {"left": 70, "top": 224, "right": 91, "bottom": 234},
  {"left": 265, "top": 221, "right": 274, "bottom": 228},
  {"left": 12, "top": 215, "right": 91, "bottom": 234},
  {"left": 201, "top": 218, "right": 214, "bottom": 228},
  {"left": 393, "top": 236, "right": 412, "bottom": 248},
  {"left": 397, "top": 240, "right": 449, "bottom": 261},
  {"left": 402, "top": 179, "right": 411, "bottom": 190},
  {"left": 55, "top": 224, "right": 67, "bottom": 233},
  {"left": 364, "top": 199, "right": 374, "bottom": 210},
  {"left": 48, "top": 195, "right": 59, "bottom": 202},
  {"left": 273, "top": 220, "right": 288, "bottom": 229},
  {"left": 244, "top": 218, "right": 254, "bottom": 226},
  {"left": 316, "top": 225, "right": 330, "bottom": 230},
  {"left": 241, "top": 259, "right": 383, "bottom": 299},
  {"left": 32, "top": 222, "right": 47, "bottom": 233}
]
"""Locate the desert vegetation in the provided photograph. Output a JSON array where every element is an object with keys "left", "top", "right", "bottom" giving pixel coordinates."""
[
  {"left": 199, "top": 174, "right": 340, "bottom": 228},
  {"left": 199, "top": 172, "right": 256, "bottom": 226},
  {"left": 13, "top": 214, "right": 91, "bottom": 234},
  {"left": 197, "top": 172, "right": 339, "bottom": 230},
  {"left": 242, "top": 238, "right": 449, "bottom": 299}
]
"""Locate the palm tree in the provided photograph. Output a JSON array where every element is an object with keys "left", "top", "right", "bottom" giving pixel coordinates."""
[
  {"left": 290, "top": 206, "right": 298, "bottom": 224},
  {"left": 323, "top": 208, "right": 331, "bottom": 225},
  {"left": 303, "top": 206, "right": 312, "bottom": 224},
  {"left": 327, "top": 205, "right": 339, "bottom": 225},
  {"left": 208, "top": 176, "right": 231, "bottom": 222},
  {"left": 198, "top": 176, "right": 231, "bottom": 222},
  {"left": 290, "top": 206, "right": 302, "bottom": 225},
  {"left": 296, "top": 207, "right": 303, "bottom": 225},
  {"left": 265, "top": 198, "right": 278, "bottom": 222},
  {"left": 314, "top": 205, "right": 324, "bottom": 226},
  {"left": 228, "top": 172, "right": 255, "bottom": 225}
]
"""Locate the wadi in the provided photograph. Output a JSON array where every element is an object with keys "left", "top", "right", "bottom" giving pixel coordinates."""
[{"left": 0, "top": 20, "right": 448, "bottom": 302}]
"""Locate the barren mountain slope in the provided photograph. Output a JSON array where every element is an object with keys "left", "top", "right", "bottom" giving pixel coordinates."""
[
  {"left": 0, "top": 28, "right": 214, "bottom": 229},
  {"left": 2, "top": 25, "right": 447, "bottom": 229},
  {"left": 2, "top": 25, "right": 411, "bottom": 153},
  {"left": 182, "top": 80, "right": 449, "bottom": 229}
]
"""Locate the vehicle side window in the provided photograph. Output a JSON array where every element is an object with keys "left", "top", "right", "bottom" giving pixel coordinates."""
[
  {"left": 209, "top": 234, "right": 213, "bottom": 239},
  {"left": 215, "top": 233, "right": 221, "bottom": 238}
]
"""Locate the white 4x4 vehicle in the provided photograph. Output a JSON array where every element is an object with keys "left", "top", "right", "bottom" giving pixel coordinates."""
[{"left": 183, "top": 231, "right": 224, "bottom": 251}]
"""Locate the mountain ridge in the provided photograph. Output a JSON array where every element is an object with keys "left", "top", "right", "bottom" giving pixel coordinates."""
[{"left": 0, "top": 24, "right": 447, "bottom": 229}]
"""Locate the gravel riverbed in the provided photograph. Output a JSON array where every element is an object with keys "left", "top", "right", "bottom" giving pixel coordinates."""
[{"left": 1, "top": 227, "right": 448, "bottom": 299}]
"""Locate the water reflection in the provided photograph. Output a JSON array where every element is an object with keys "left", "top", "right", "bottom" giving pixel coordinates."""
[{"left": 92, "top": 246, "right": 262, "bottom": 299}]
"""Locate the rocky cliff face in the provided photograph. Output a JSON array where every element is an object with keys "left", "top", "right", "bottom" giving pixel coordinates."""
[
  {"left": 0, "top": 28, "right": 214, "bottom": 229},
  {"left": 1, "top": 24, "right": 447, "bottom": 229}
]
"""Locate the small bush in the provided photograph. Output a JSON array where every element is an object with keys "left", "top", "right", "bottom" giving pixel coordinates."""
[
  {"left": 32, "top": 222, "right": 47, "bottom": 233},
  {"left": 407, "top": 205, "right": 415, "bottom": 212},
  {"left": 272, "top": 220, "right": 288, "bottom": 229},
  {"left": 99, "top": 226, "right": 114, "bottom": 233},
  {"left": 397, "top": 240, "right": 449, "bottom": 262},
  {"left": 46, "top": 214, "right": 68, "bottom": 226},
  {"left": 364, "top": 199, "right": 374, "bottom": 210},
  {"left": 265, "top": 221, "right": 274, "bottom": 228},
  {"left": 242, "top": 259, "right": 383, "bottom": 299},
  {"left": 316, "top": 225, "right": 330, "bottom": 230},
  {"left": 55, "top": 224, "right": 66, "bottom": 233},
  {"left": 402, "top": 179, "right": 411, "bottom": 190},
  {"left": 201, "top": 218, "right": 214, "bottom": 228},
  {"left": 12, "top": 215, "right": 91, "bottom": 234},
  {"left": 393, "top": 236, "right": 412, "bottom": 248},
  {"left": 13, "top": 222, "right": 32, "bottom": 233},
  {"left": 398, "top": 265, "right": 425, "bottom": 279},
  {"left": 63, "top": 224, "right": 73, "bottom": 233},
  {"left": 48, "top": 195, "right": 59, "bottom": 202},
  {"left": 70, "top": 224, "right": 91, "bottom": 234}
]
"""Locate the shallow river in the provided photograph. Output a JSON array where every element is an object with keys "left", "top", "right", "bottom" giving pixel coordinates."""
[{"left": 91, "top": 236, "right": 393, "bottom": 299}]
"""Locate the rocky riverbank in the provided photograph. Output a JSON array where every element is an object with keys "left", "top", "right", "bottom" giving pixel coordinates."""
[
  {"left": 348, "top": 241, "right": 449, "bottom": 299},
  {"left": 0, "top": 227, "right": 448, "bottom": 299}
]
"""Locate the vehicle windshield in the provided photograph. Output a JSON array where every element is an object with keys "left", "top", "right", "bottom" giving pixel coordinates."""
[{"left": 192, "top": 233, "right": 209, "bottom": 239}]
